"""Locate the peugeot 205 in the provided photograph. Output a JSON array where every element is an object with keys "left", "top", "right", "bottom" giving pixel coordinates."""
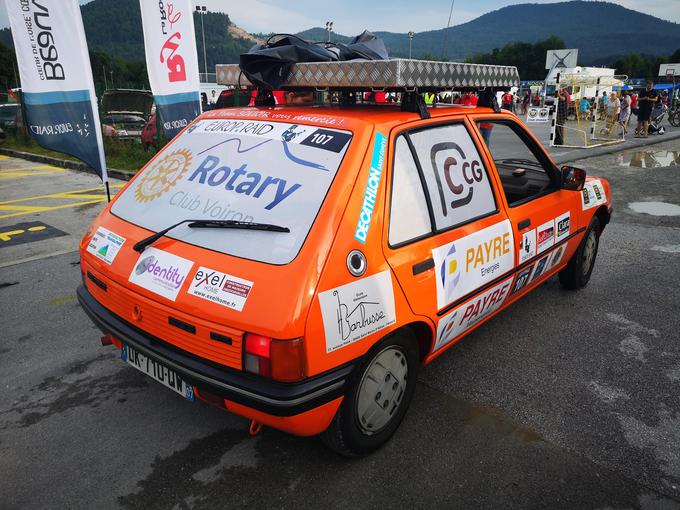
[{"left": 78, "top": 60, "right": 611, "bottom": 455}]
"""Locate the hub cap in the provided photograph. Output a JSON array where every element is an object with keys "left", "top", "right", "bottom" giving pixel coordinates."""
[
  {"left": 356, "top": 347, "right": 408, "bottom": 435},
  {"left": 582, "top": 230, "right": 597, "bottom": 277}
]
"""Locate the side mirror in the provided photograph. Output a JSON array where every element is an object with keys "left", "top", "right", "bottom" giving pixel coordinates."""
[{"left": 561, "top": 165, "right": 586, "bottom": 191}]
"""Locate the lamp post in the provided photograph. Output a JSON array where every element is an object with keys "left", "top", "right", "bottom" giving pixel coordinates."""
[
  {"left": 196, "top": 5, "right": 208, "bottom": 82},
  {"left": 325, "top": 21, "right": 333, "bottom": 43},
  {"left": 441, "top": 0, "right": 455, "bottom": 60},
  {"left": 407, "top": 31, "right": 414, "bottom": 59}
]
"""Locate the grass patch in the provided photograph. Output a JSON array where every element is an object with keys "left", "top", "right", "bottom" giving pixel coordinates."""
[{"left": 1, "top": 130, "right": 166, "bottom": 173}]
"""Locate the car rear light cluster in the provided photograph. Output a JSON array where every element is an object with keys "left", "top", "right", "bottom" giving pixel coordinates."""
[{"left": 244, "top": 334, "right": 305, "bottom": 382}]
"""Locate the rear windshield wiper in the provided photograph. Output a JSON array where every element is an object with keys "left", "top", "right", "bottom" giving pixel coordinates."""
[{"left": 133, "top": 219, "right": 290, "bottom": 253}]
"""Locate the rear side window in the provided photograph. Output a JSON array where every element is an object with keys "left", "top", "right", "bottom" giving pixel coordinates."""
[
  {"left": 111, "top": 119, "right": 352, "bottom": 264},
  {"left": 389, "top": 136, "right": 431, "bottom": 245},
  {"left": 409, "top": 124, "right": 497, "bottom": 231}
]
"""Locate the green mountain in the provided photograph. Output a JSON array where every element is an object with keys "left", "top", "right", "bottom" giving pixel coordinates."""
[{"left": 298, "top": 1, "right": 680, "bottom": 64}]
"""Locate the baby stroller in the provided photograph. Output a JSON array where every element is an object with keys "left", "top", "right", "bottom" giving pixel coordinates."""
[{"left": 647, "top": 103, "right": 667, "bottom": 135}]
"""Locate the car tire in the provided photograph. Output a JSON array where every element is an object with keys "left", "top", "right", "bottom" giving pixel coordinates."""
[
  {"left": 321, "top": 331, "right": 419, "bottom": 457},
  {"left": 559, "top": 216, "right": 601, "bottom": 290}
]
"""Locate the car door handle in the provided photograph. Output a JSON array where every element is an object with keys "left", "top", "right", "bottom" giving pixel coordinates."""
[
  {"left": 412, "top": 258, "right": 434, "bottom": 275},
  {"left": 518, "top": 219, "right": 531, "bottom": 230}
]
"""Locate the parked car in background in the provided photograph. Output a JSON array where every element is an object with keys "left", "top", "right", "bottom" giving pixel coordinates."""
[
  {"left": 0, "top": 103, "right": 20, "bottom": 130},
  {"left": 101, "top": 89, "right": 154, "bottom": 142}
]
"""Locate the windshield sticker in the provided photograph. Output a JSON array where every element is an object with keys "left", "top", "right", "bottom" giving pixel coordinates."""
[
  {"left": 435, "top": 277, "right": 513, "bottom": 350},
  {"left": 189, "top": 120, "right": 348, "bottom": 154},
  {"left": 319, "top": 270, "right": 397, "bottom": 353},
  {"left": 187, "top": 266, "right": 253, "bottom": 312},
  {"left": 299, "top": 128, "right": 352, "bottom": 153},
  {"left": 354, "top": 131, "right": 387, "bottom": 244},
  {"left": 128, "top": 247, "right": 194, "bottom": 301},
  {"left": 86, "top": 227, "right": 125, "bottom": 265},
  {"left": 432, "top": 220, "right": 514, "bottom": 309},
  {"left": 111, "top": 121, "right": 352, "bottom": 265},
  {"left": 135, "top": 149, "right": 193, "bottom": 203}
]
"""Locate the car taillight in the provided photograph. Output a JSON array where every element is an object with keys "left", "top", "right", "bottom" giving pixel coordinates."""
[{"left": 244, "top": 334, "right": 305, "bottom": 382}]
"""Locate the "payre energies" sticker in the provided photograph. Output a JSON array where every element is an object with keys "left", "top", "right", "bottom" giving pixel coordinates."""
[{"left": 435, "top": 277, "right": 513, "bottom": 350}]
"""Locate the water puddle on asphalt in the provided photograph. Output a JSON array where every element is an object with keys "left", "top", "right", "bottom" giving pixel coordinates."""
[
  {"left": 615, "top": 149, "right": 680, "bottom": 168},
  {"left": 628, "top": 201, "right": 680, "bottom": 216}
]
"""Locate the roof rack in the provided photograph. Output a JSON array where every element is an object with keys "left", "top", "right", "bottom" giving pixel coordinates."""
[{"left": 216, "top": 59, "right": 520, "bottom": 119}]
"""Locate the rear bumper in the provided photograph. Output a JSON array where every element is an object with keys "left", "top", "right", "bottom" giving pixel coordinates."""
[{"left": 77, "top": 285, "right": 352, "bottom": 418}]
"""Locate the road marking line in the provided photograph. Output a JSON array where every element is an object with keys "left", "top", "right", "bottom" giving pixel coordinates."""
[
  {"left": 0, "top": 185, "right": 123, "bottom": 205},
  {"left": 0, "top": 184, "right": 124, "bottom": 219},
  {"left": 0, "top": 169, "right": 66, "bottom": 178},
  {"left": 0, "top": 199, "right": 107, "bottom": 219},
  {"left": 0, "top": 165, "right": 61, "bottom": 171}
]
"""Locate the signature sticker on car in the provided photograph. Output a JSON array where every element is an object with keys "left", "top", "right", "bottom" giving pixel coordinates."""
[{"left": 318, "top": 270, "right": 396, "bottom": 353}]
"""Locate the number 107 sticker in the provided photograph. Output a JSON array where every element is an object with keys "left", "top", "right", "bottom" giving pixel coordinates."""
[{"left": 300, "top": 129, "right": 352, "bottom": 153}]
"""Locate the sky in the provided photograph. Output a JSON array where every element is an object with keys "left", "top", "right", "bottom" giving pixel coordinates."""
[{"left": 0, "top": 0, "right": 679, "bottom": 34}]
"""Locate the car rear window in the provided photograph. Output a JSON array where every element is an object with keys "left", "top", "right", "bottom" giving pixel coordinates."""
[{"left": 111, "top": 119, "right": 352, "bottom": 264}]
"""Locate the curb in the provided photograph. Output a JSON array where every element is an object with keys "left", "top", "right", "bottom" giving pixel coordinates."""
[
  {"left": 0, "top": 147, "right": 135, "bottom": 181},
  {"left": 554, "top": 129, "right": 680, "bottom": 165}
]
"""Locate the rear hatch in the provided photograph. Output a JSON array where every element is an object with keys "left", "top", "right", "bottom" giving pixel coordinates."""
[{"left": 82, "top": 114, "right": 360, "bottom": 370}]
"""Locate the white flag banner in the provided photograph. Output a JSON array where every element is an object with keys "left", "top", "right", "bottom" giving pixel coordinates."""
[
  {"left": 139, "top": 0, "right": 201, "bottom": 138},
  {"left": 5, "top": 0, "right": 108, "bottom": 187}
]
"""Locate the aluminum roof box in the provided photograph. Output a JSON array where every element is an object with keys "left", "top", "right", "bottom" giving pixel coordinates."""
[{"left": 216, "top": 59, "right": 520, "bottom": 90}]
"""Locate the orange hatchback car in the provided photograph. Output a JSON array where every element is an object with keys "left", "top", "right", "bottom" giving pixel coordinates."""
[{"left": 78, "top": 61, "right": 611, "bottom": 455}]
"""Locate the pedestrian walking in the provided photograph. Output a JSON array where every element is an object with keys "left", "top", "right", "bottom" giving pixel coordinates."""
[
  {"left": 607, "top": 92, "right": 621, "bottom": 135},
  {"left": 619, "top": 91, "right": 631, "bottom": 137},
  {"left": 522, "top": 91, "right": 531, "bottom": 114}
]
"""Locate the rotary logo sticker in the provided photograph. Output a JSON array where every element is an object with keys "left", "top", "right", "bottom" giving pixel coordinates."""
[{"left": 135, "top": 149, "right": 193, "bottom": 203}]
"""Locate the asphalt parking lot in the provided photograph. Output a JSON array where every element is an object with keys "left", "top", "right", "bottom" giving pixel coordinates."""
[{"left": 1, "top": 137, "right": 680, "bottom": 508}]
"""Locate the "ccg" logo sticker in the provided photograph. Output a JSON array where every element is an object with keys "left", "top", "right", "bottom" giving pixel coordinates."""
[{"left": 430, "top": 142, "right": 483, "bottom": 216}]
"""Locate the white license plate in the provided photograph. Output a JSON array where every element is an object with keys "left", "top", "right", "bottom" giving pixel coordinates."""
[{"left": 121, "top": 343, "right": 194, "bottom": 401}]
